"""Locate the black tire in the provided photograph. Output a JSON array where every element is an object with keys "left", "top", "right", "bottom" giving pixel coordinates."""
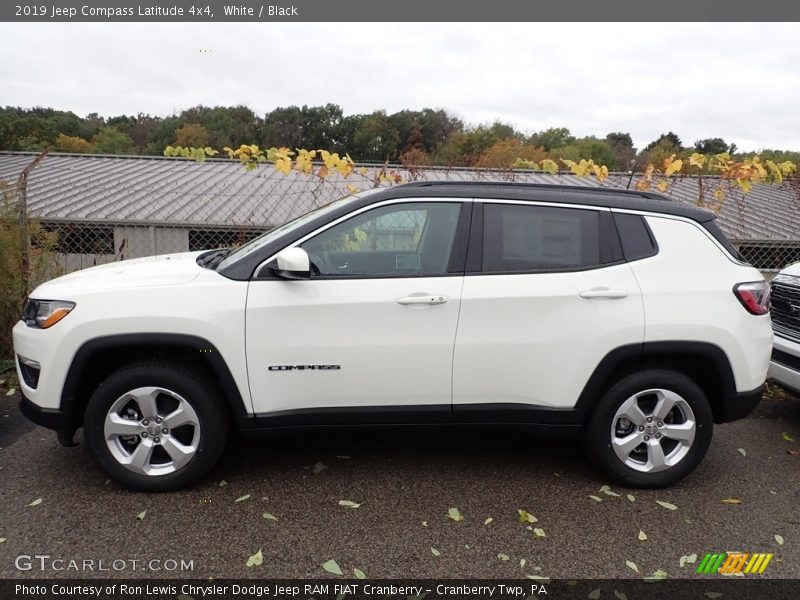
[
  {"left": 84, "top": 361, "right": 229, "bottom": 492},
  {"left": 584, "top": 369, "right": 713, "bottom": 488}
]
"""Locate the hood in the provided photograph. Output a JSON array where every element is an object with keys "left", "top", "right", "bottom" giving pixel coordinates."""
[
  {"left": 31, "top": 251, "right": 207, "bottom": 298},
  {"left": 778, "top": 261, "right": 800, "bottom": 279}
]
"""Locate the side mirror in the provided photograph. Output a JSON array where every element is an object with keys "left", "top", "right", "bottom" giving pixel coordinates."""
[{"left": 273, "top": 247, "right": 311, "bottom": 280}]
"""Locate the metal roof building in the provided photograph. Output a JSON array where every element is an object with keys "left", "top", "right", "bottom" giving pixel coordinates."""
[{"left": 1, "top": 152, "right": 798, "bottom": 271}]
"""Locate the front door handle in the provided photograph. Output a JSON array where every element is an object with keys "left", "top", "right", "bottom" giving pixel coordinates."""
[
  {"left": 579, "top": 288, "right": 628, "bottom": 299},
  {"left": 396, "top": 294, "right": 449, "bottom": 305}
]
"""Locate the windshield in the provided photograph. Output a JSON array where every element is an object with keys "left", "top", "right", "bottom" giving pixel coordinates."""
[{"left": 216, "top": 193, "right": 365, "bottom": 270}]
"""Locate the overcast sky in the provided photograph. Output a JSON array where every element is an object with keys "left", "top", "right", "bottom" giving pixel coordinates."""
[{"left": 2, "top": 22, "right": 799, "bottom": 151}]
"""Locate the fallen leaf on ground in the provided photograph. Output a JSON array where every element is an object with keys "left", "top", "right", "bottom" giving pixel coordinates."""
[
  {"left": 533, "top": 528, "right": 546, "bottom": 538},
  {"left": 627, "top": 494, "right": 635, "bottom": 502},
  {"left": 775, "top": 534, "right": 784, "bottom": 546},
  {"left": 782, "top": 432, "right": 795, "bottom": 442},
  {"left": 600, "top": 485, "right": 620, "bottom": 497},
  {"left": 518, "top": 509, "right": 537, "bottom": 523},
  {"left": 447, "top": 507, "right": 464, "bottom": 522},
  {"left": 322, "top": 559, "right": 342, "bottom": 575},
  {"left": 613, "top": 591, "right": 628, "bottom": 600},
  {"left": 588, "top": 589, "right": 601, "bottom": 600},
  {"left": 656, "top": 500, "right": 678, "bottom": 510},
  {"left": 626, "top": 560, "right": 639, "bottom": 573},
  {"left": 525, "top": 575, "right": 550, "bottom": 582},
  {"left": 27, "top": 498, "right": 42, "bottom": 507},
  {"left": 721, "top": 498, "right": 742, "bottom": 505},
  {"left": 136, "top": 510, "right": 146, "bottom": 520},
  {"left": 484, "top": 517, "right": 493, "bottom": 525},
  {"left": 338, "top": 500, "right": 363, "bottom": 509},
  {"left": 737, "top": 448, "right": 747, "bottom": 457},
  {"left": 421, "top": 521, "right": 428, "bottom": 527},
  {"left": 246, "top": 550, "right": 263, "bottom": 567},
  {"left": 588, "top": 495, "right": 603, "bottom": 502},
  {"left": 312, "top": 462, "right": 328, "bottom": 474},
  {"left": 218, "top": 479, "right": 228, "bottom": 487},
  {"left": 497, "top": 554, "right": 510, "bottom": 561},
  {"left": 704, "top": 593, "right": 723, "bottom": 599},
  {"left": 262, "top": 513, "right": 278, "bottom": 521},
  {"left": 5, "top": 388, "right": 15, "bottom": 396},
  {"left": 431, "top": 547, "right": 441, "bottom": 557},
  {"left": 0, "top": 538, "right": 6, "bottom": 544},
  {"left": 645, "top": 570, "right": 668, "bottom": 582},
  {"left": 638, "top": 530, "right": 648, "bottom": 541},
  {"left": 680, "top": 553, "right": 698, "bottom": 567},
  {"left": 353, "top": 568, "right": 366, "bottom": 579},
  {"left": 235, "top": 494, "right": 251, "bottom": 503},
  {"left": 520, "top": 558, "right": 526, "bottom": 568}
]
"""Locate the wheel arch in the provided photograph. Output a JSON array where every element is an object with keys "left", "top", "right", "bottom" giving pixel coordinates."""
[
  {"left": 576, "top": 341, "right": 738, "bottom": 425},
  {"left": 59, "top": 333, "right": 251, "bottom": 445}
]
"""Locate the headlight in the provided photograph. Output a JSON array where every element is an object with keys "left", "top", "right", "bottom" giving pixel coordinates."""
[{"left": 22, "top": 299, "right": 76, "bottom": 329}]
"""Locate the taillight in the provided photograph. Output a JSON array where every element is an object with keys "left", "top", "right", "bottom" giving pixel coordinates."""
[{"left": 734, "top": 281, "right": 771, "bottom": 315}]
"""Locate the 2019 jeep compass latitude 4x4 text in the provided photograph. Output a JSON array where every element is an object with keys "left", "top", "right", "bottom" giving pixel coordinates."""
[{"left": 14, "top": 183, "right": 772, "bottom": 491}]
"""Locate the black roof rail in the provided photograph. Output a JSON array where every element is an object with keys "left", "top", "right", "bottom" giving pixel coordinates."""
[{"left": 395, "top": 180, "right": 669, "bottom": 202}]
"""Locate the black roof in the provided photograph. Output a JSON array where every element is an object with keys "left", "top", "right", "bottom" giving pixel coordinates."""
[{"left": 376, "top": 181, "right": 716, "bottom": 223}]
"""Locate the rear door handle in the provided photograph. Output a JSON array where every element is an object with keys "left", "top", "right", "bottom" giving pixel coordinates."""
[
  {"left": 396, "top": 294, "right": 449, "bottom": 305},
  {"left": 579, "top": 288, "right": 628, "bottom": 299}
]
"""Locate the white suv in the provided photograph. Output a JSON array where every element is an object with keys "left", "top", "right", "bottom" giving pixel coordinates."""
[{"left": 13, "top": 182, "right": 773, "bottom": 491}]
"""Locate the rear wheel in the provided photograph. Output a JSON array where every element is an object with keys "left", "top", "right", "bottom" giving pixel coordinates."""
[
  {"left": 585, "top": 369, "right": 713, "bottom": 487},
  {"left": 84, "top": 362, "right": 228, "bottom": 491}
]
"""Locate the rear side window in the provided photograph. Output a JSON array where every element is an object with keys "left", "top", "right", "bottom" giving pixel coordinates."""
[
  {"left": 612, "top": 212, "right": 657, "bottom": 261},
  {"left": 482, "top": 204, "right": 619, "bottom": 272}
]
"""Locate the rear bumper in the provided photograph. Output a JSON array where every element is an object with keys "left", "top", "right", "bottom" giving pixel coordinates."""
[{"left": 715, "top": 386, "right": 763, "bottom": 423}]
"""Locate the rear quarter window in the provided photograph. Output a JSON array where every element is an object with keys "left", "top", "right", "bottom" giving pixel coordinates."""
[{"left": 612, "top": 212, "right": 658, "bottom": 261}]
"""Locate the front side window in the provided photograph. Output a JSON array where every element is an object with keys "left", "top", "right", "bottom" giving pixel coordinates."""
[
  {"left": 483, "top": 203, "right": 614, "bottom": 272},
  {"left": 301, "top": 202, "right": 461, "bottom": 277}
]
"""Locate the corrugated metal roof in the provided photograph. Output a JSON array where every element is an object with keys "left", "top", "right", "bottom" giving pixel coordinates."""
[{"left": 1, "top": 151, "right": 798, "bottom": 240}]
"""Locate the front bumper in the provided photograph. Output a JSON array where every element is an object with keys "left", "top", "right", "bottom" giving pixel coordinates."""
[
  {"left": 19, "top": 392, "right": 78, "bottom": 446},
  {"left": 768, "top": 333, "right": 800, "bottom": 395}
]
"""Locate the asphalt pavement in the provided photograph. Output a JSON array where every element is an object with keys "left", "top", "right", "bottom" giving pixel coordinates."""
[{"left": 0, "top": 379, "right": 798, "bottom": 580}]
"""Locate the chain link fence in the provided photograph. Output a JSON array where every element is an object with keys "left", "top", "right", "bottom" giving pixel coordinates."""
[{"left": 2, "top": 153, "right": 800, "bottom": 362}]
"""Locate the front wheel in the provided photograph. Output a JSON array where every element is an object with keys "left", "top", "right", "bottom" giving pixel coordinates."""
[
  {"left": 84, "top": 362, "right": 229, "bottom": 492},
  {"left": 585, "top": 369, "right": 713, "bottom": 488}
]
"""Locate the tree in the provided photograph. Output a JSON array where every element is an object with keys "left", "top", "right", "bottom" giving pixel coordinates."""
[
  {"left": 77, "top": 112, "right": 106, "bottom": 141},
  {"left": 605, "top": 132, "right": 636, "bottom": 170},
  {"left": 352, "top": 111, "right": 401, "bottom": 162},
  {"left": 528, "top": 127, "right": 575, "bottom": 151},
  {"left": 694, "top": 137, "right": 734, "bottom": 155},
  {"left": 175, "top": 123, "right": 210, "bottom": 148},
  {"left": 551, "top": 138, "right": 618, "bottom": 169},
  {"left": 435, "top": 122, "right": 517, "bottom": 165},
  {"left": 54, "top": 133, "right": 94, "bottom": 153},
  {"left": 146, "top": 116, "right": 182, "bottom": 154},
  {"left": 477, "top": 139, "right": 546, "bottom": 168},
  {"left": 644, "top": 131, "right": 682, "bottom": 152},
  {"left": 93, "top": 127, "right": 136, "bottom": 154},
  {"left": 181, "top": 105, "right": 259, "bottom": 150},
  {"left": 261, "top": 104, "right": 345, "bottom": 151}
]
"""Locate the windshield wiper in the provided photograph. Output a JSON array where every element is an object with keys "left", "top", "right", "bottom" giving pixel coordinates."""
[{"left": 198, "top": 248, "right": 232, "bottom": 269}]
